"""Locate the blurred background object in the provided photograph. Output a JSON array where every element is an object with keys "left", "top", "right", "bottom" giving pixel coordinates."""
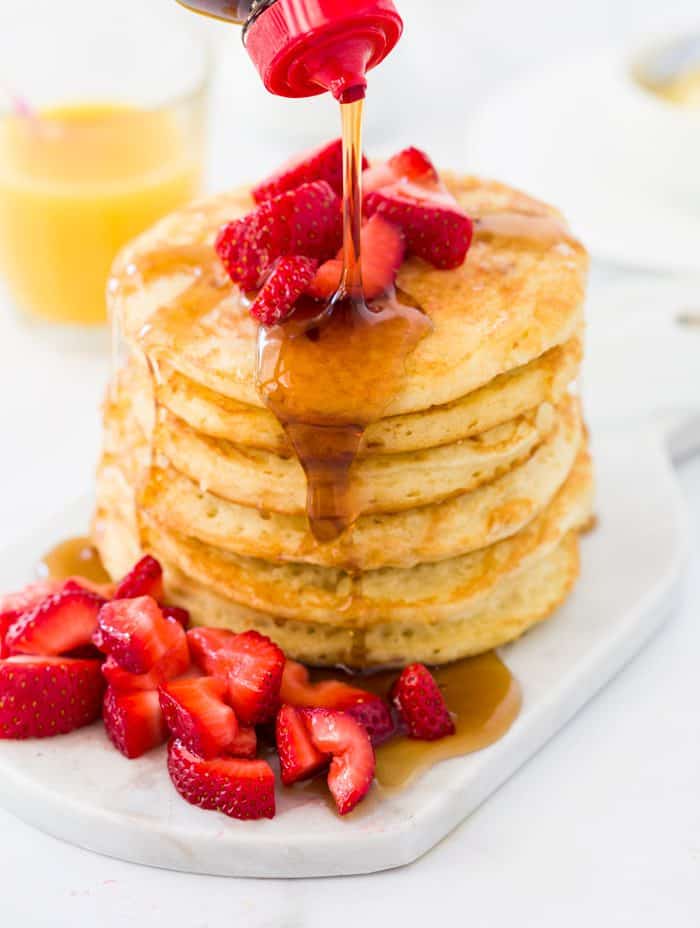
[{"left": 0, "top": 0, "right": 209, "bottom": 325}]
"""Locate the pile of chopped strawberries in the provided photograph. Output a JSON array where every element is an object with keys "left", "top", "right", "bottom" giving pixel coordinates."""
[
  {"left": 216, "top": 139, "right": 473, "bottom": 326},
  {"left": 0, "top": 556, "right": 455, "bottom": 820}
]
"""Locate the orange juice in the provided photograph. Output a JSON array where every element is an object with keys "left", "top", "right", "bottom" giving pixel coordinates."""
[{"left": 0, "top": 103, "right": 202, "bottom": 324}]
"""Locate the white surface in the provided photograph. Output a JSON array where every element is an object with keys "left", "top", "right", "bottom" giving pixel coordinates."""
[
  {"left": 1, "top": 0, "right": 700, "bottom": 921},
  {"left": 0, "top": 426, "right": 686, "bottom": 879}
]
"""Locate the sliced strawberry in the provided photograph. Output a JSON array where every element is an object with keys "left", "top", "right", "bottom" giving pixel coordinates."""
[
  {"left": 167, "top": 739, "right": 275, "bottom": 820},
  {"left": 281, "top": 660, "right": 395, "bottom": 745},
  {"left": 161, "top": 605, "right": 190, "bottom": 629},
  {"left": 252, "top": 138, "right": 368, "bottom": 203},
  {"left": 159, "top": 677, "right": 238, "bottom": 760},
  {"left": 215, "top": 181, "right": 342, "bottom": 290},
  {"left": 228, "top": 724, "right": 257, "bottom": 759},
  {"left": 364, "top": 185, "right": 473, "bottom": 270},
  {"left": 187, "top": 627, "right": 235, "bottom": 675},
  {"left": 276, "top": 704, "right": 328, "bottom": 785},
  {"left": 250, "top": 255, "right": 318, "bottom": 326},
  {"left": 5, "top": 586, "right": 106, "bottom": 656},
  {"left": 0, "top": 579, "right": 64, "bottom": 627},
  {"left": 93, "top": 596, "right": 189, "bottom": 675},
  {"left": 390, "top": 663, "right": 455, "bottom": 741},
  {"left": 113, "top": 555, "right": 164, "bottom": 602},
  {"left": 302, "top": 709, "right": 375, "bottom": 816},
  {"left": 387, "top": 146, "right": 439, "bottom": 185},
  {"left": 307, "top": 214, "right": 405, "bottom": 302},
  {"left": 103, "top": 687, "right": 168, "bottom": 758},
  {"left": 0, "top": 656, "right": 103, "bottom": 739},
  {"left": 100, "top": 648, "right": 188, "bottom": 692},
  {"left": 362, "top": 161, "right": 399, "bottom": 195},
  {"left": 188, "top": 628, "right": 284, "bottom": 726}
]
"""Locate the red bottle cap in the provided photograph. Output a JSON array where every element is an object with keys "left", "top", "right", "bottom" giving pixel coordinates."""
[{"left": 245, "top": 0, "right": 403, "bottom": 101}]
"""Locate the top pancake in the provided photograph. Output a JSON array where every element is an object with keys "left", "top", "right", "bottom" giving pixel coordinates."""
[{"left": 110, "top": 175, "right": 588, "bottom": 417}]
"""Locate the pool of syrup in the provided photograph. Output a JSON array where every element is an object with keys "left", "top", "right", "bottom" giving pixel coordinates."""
[{"left": 39, "top": 536, "right": 112, "bottom": 587}]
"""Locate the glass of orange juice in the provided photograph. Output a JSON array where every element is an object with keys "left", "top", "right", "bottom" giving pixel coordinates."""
[{"left": 0, "top": 0, "right": 210, "bottom": 326}]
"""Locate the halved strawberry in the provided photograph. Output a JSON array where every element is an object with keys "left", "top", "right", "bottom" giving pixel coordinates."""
[
  {"left": 276, "top": 704, "right": 328, "bottom": 786},
  {"left": 0, "top": 656, "right": 103, "bottom": 739},
  {"left": 215, "top": 181, "right": 342, "bottom": 290},
  {"left": 103, "top": 687, "right": 168, "bottom": 758},
  {"left": 390, "top": 663, "right": 455, "bottom": 741},
  {"left": 93, "top": 596, "right": 189, "bottom": 675},
  {"left": 387, "top": 146, "right": 440, "bottom": 185},
  {"left": 113, "top": 555, "right": 164, "bottom": 602},
  {"left": 280, "top": 660, "right": 395, "bottom": 746},
  {"left": 302, "top": 708, "right": 375, "bottom": 815},
  {"left": 159, "top": 677, "right": 238, "bottom": 760},
  {"left": 187, "top": 628, "right": 284, "bottom": 726},
  {"left": 161, "top": 605, "right": 190, "bottom": 629},
  {"left": 167, "top": 739, "right": 275, "bottom": 820},
  {"left": 252, "top": 138, "right": 368, "bottom": 203},
  {"left": 250, "top": 255, "right": 318, "bottom": 326},
  {"left": 187, "top": 627, "right": 235, "bottom": 676},
  {"left": 228, "top": 724, "right": 257, "bottom": 759},
  {"left": 0, "top": 580, "right": 62, "bottom": 657},
  {"left": 5, "top": 586, "right": 106, "bottom": 656},
  {"left": 364, "top": 186, "right": 472, "bottom": 270},
  {"left": 307, "top": 214, "right": 405, "bottom": 302}
]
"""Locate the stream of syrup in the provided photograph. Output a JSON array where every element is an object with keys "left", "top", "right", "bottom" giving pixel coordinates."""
[{"left": 256, "top": 99, "right": 431, "bottom": 541}]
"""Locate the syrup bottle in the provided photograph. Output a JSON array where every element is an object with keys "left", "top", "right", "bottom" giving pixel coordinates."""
[{"left": 177, "top": 0, "right": 403, "bottom": 102}]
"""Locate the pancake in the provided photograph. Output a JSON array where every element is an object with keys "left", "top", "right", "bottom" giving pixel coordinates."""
[
  {"left": 122, "top": 398, "right": 584, "bottom": 569},
  {"left": 153, "top": 336, "right": 582, "bottom": 456},
  {"left": 109, "top": 176, "right": 587, "bottom": 417}
]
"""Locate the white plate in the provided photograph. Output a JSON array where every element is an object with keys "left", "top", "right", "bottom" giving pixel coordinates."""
[{"left": 0, "top": 425, "right": 688, "bottom": 878}]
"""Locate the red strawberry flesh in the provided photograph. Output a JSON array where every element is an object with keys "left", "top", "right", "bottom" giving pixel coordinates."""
[
  {"left": 113, "top": 555, "right": 164, "bottom": 602},
  {"left": 161, "top": 605, "right": 191, "bottom": 629},
  {"left": 228, "top": 724, "right": 257, "bottom": 759},
  {"left": 302, "top": 708, "right": 375, "bottom": 815},
  {"left": 159, "top": 676, "right": 238, "bottom": 759},
  {"left": 215, "top": 181, "right": 342, "bottom": 290},
  {"left": 276, "top": 704, "right": 328, "bottom": 785},
  {"left": 103, "top": 687, "right": 168, "bottom": 758},
  {"left": 250, "top": 255, "right": 318, "bottom": 326},
  {"left": 167, "top": 739, "right": 275, "bottom": 820},
  {"left": 252, "top": 138, "right": 368, "bottom": 203},
  {"left": 5, "top": 586, "right": 105, "bottom": 656},
  {"left": 93, "top": 596, "right": 188, "bottom": 675},
  {"left": 391, "top": 663, "right": 455, "bottom": 741},
  {"left": 0, "top": 656, "right": 103, "bottom": 739},
  {"left": 387, "top": 146, "right": 439, "bottom": 184}
]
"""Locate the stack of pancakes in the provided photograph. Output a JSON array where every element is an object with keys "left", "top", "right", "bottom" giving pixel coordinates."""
[{"left": 95, "top": 175, "right": 593, "bottom": 668}]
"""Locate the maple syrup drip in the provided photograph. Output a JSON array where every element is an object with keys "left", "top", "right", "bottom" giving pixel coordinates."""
[
  {"left": 256, "top": 99, "right": 431, "bottom": 542},
  {"left": 38, "top": 537, "right": 111, "bottom": 586},
  {"left": 313, "top": 652, "right": 521, "bottom": 789}
]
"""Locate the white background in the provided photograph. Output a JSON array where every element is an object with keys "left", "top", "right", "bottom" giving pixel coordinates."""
[{"left": 0, "top": 0, "right": 699, "bottom": 924}]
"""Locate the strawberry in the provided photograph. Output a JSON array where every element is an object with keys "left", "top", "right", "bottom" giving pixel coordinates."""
[
  {"left": 103, "top": 687, "right": 168, "bottom": 758},
  {"left": 302, "top": 708, "right": 375, "bottom": 815},
  {"left": 307, "top": 214, "right": 405, "bottom": 302},
  {"left": 0, "top": 580, "right": 62, "bottom": 657},
  {"left": 93, "top": 596, "right": 189, "bottom": 675},
  {"left": 364, "top": 186, "right": 472, "bottom": 270},
  {"left": 187, "top": 628, "right": 284, "bottom": 726},
  {"left": 5, "top": 586, "right": 106, "bottom": 656},
  {"left": 161, "top": 605, "right": 190, "bottom": 629},
  {"left": 390, "top": 663, "right": 455, "bottom": 741},
  {"left": 280, "top": 660, "right": 395, "bottom": 746},
  {"left": 276, "top": 704, "right": 328, "bottom": 785},
  {"left": 252, "top": 138, "right": 368, "bottom": 203},
  {"left": 167, "top": 739, "right": 275, "bottom": 820},
  {"left": 228, "top": 724, "right": 257, "bottom": 759},
  {"left": 0, "top": 656, "right": 103, "bottom": 739},
  {"left": 215, "top": 181, "right": 342, "bottom": 290},
  {"left": 187, "top": 627, "right": 235, "bottom": 675},
  {"left": 101, "top": 651, "right": 188, "bottom": 692},
  {"left": 386, "top": 146, "right": 439, "bottom": 185},
  {"left": 159, "top": 677, "right": 238, "bottom": 760},
  {"left": 250, "top": 255, "right": 318, "bottom": 326},
  {"left": 113, "top": 555, "right": 164, "bottom": 602}
]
